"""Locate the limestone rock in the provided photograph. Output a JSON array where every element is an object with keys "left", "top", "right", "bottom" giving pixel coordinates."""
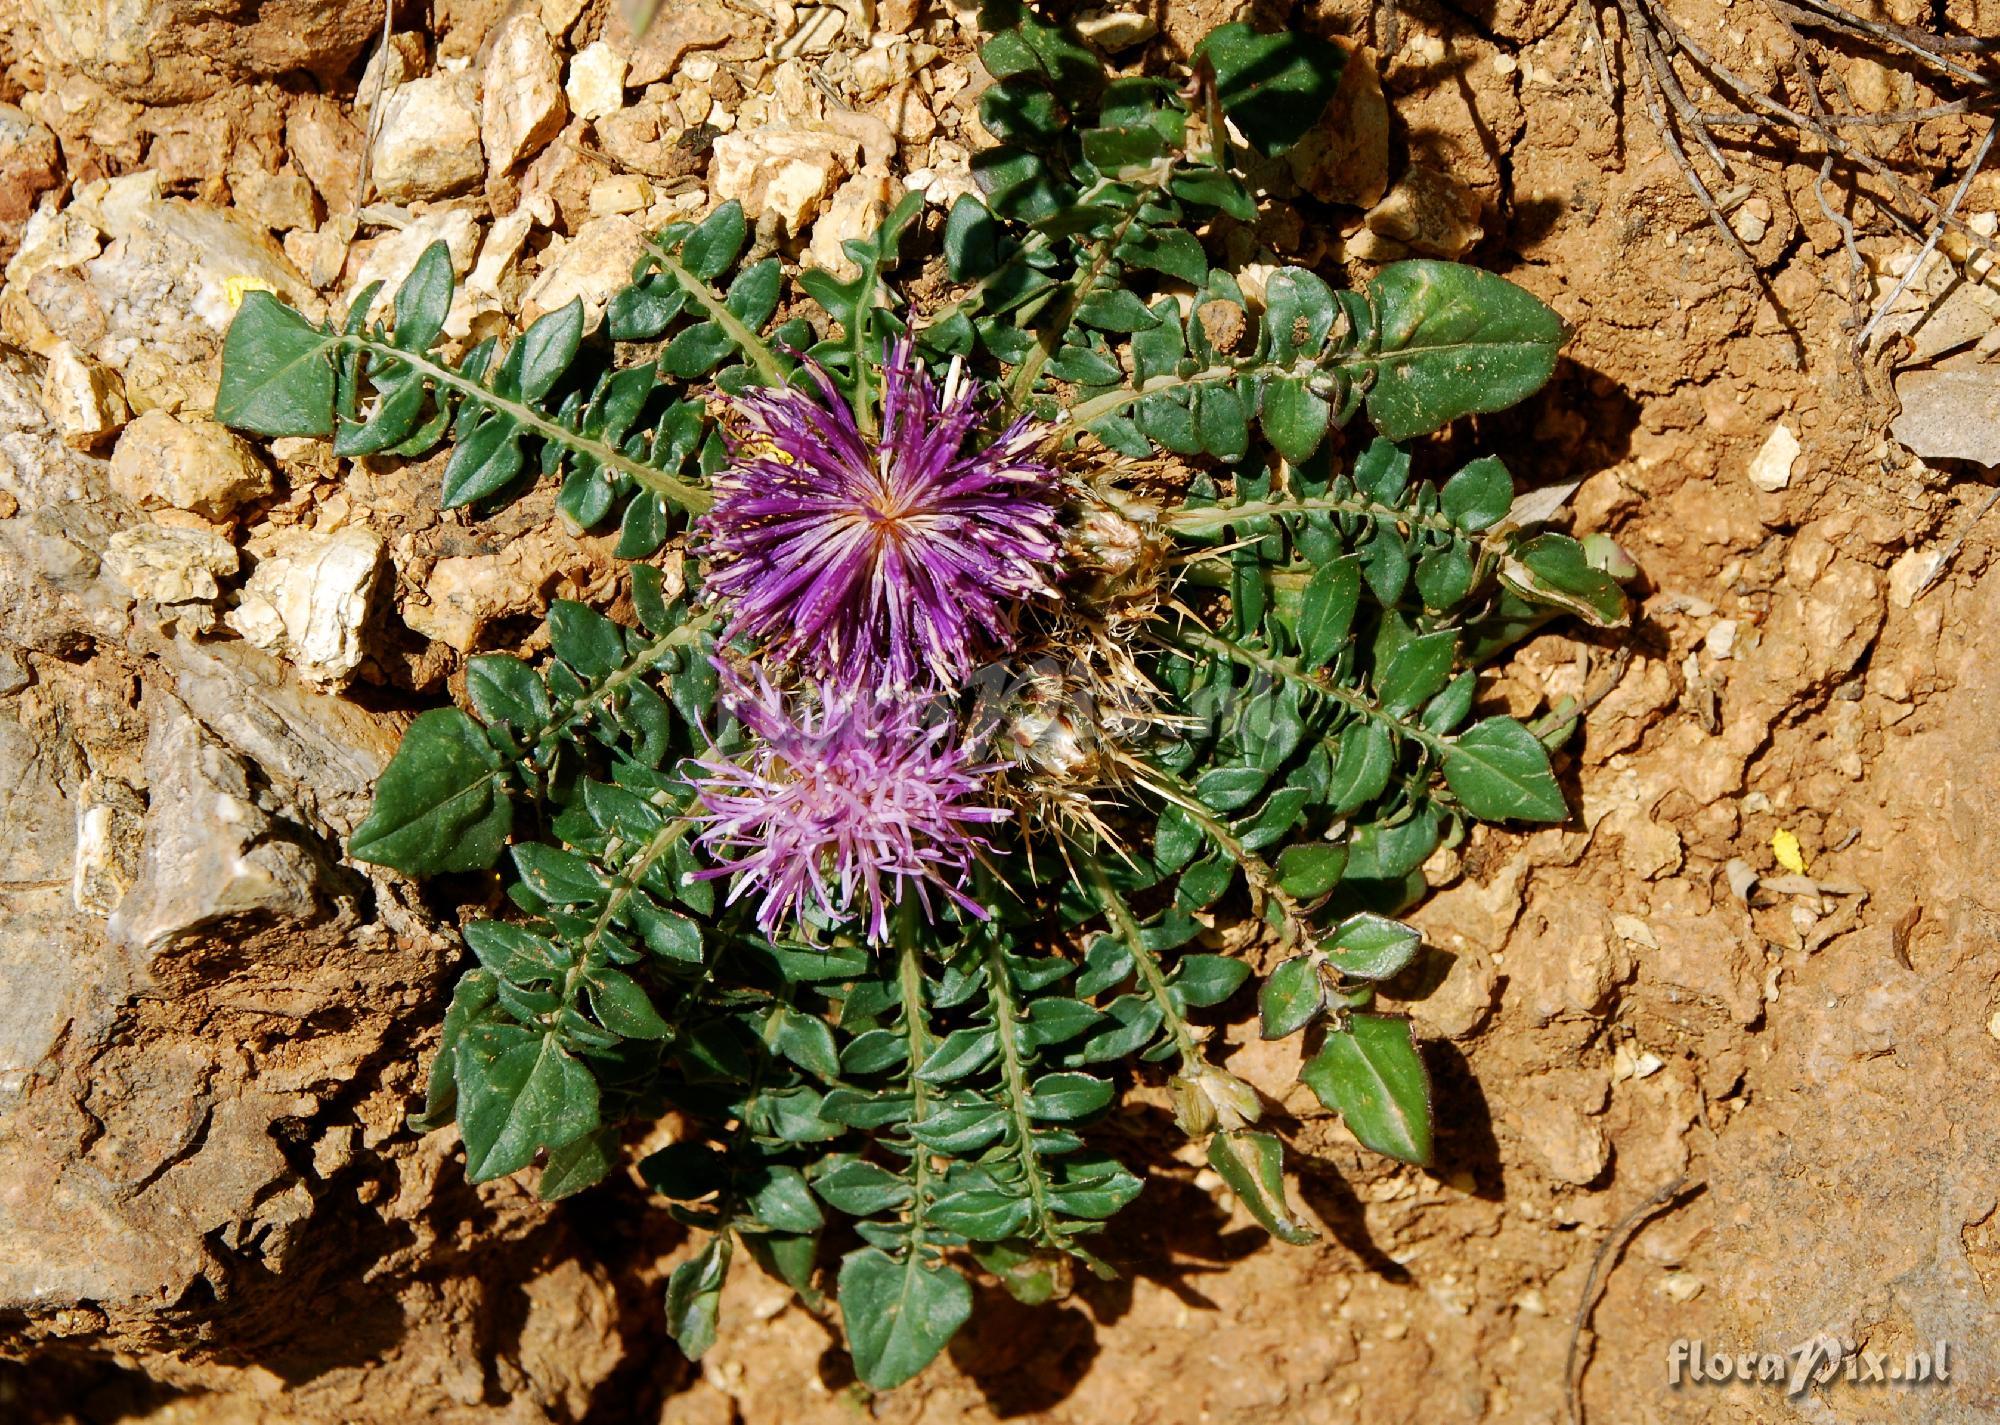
[
  {"left": 110, "top": 410, "right": 274, "bottom": 521},
  {"left": 1891, "top": 362, "right": 2000, "bottom": 467},
  {"left": 710, "top": 127, "right": 862, "bottom": 234},
  {"left": 227, "top": 526, "right": 383, "bottom": 690},
  {"left": 566, "top": 41, "right": 628, "bottom": 122},
  {"left": 371, "top": 76, "right": 485, "bottom": 204},
  {"left": 40, "top": 340, "right": 128, "bottom": 450},
  {"left": 345, "top": 209, "right": 484, "bottom": 329},
  {"left": 108, "top": 694, "right": 318, "bottom": 955},
  {"left": 285, "top": 95, "right": 365, "bottom": 213},
  {"left": 521, "top": 215, "right": 648, "bottom": 334},
  {"left": 22, "top": 177, "right": 314, "bottom": 415},
  {"left": 17, "top": 0, "right": 377, "bottom": 102},
  {"left": 808, "top": 171, "right": 904, "bottom": 279},
  {"left": 227, "top": 168, "right": 320, "bottom": 235},
  {"left": 1288, "top": 43, "right": 1389, "bottom": 209},
  {"left": 1365, "top": 165, "right": 1485, "bottom": 259},
  {"left": 0, "top": 104, "right": 61, "bottom": 266},
  {"left": 1075, "top": 9, "right": 1158, "bottom": 51},
  {"left": 609, "top": 1, "right": 734, "bottom": 87},
  {"left": 1748, "top": 421, "right": 1801, "bottom": 491},
  {"left": 541, "top": 0, "right": 589, "bottom": 35},
  {"left": 102, "top": 525, "right": 239, "bottom": 609},
  {"left": 482, "top": 11, "right": 568, "bottom": 177}
]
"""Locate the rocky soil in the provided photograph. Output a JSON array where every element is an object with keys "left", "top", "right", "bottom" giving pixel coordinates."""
[{"left": 1, "top": 1, "right": 1997, "bottom": 1423}]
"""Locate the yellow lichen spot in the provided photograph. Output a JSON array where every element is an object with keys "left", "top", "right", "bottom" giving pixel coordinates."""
[
  {"left": 224, "top": 276, "right": 278, "bottom": 309},
  {"left": 1771, "top": 829, "right": 1807, "bottom": 875}
]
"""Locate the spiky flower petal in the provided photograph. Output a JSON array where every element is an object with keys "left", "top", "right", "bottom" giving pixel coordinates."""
[
  {"left": 699, "top": 341, "right": 1062, "bottom": 691},
  {"left": 688, "top": 665, "right": 1007, "bottom": 943}
]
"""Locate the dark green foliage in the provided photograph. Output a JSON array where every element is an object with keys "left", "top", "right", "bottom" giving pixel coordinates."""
[{"left": 214, "top": 6, "right": 1631, "bottom": 1394}]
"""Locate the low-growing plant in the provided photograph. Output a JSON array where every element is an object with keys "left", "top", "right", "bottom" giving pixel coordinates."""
[{"left": 216, "top": 7, "right": 1627, "bottom": 1389}]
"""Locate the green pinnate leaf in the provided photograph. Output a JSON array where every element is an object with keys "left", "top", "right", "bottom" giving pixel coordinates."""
[
  {"left": 1300, "top": 1012, "right": 1433, "bottom": 1166},
  {"left": 215, "top": 291, "right": 337, "bottom": 436},
  {"left": 1198, "top": 22, "right": 1347, "bottom": 156},
  {"left": 1206, "top": 1129, "right": 1317, "bottom": 1244},
  {"left": 1173, "top": 955, "right": 1250, "bottom": 1007},
  {"left": 439, "top": 415, "right": 526, "bottom": 507},
  {"left": 1325, "top": 721, "right": 1394, "bottom": 816},
  {"left": 547, "top": 599, "right": 628, "bottom": 679},
  {"left": 1440, "top": 455, "right": 1514, "bottom": 532},
  {"left": 1376, "top": 630, "right": 1458, "bottom": 717},
  {"left": 917, "top": 1026, "right": 999, "bottom": 1083},
  {"left": 1261, "top": 376, "right": 1332, "bottom": 465},
  {"left": 1326, "top": 913, "right": 1422, "bottom": 980},
  {"left": 810, "top": 1157, "right": 912, "bottom": 1215},
  {"left": 516, "top": 299, "right": 584, "bottom": 403},
  {"left": 1260, "top": 955, "right": 1326, "bottom": 1039},
  {"left": 1296, "top": 558, "right": 1361, "bottom": 667},
  {"left": 1443, "top": 717, "right": 1568, "bottom": 822},
  {"left": 465, "top": 654, "right": 549, "bottom": 728},
  {"left": 838, "top": 1248, "right": 973, "bottom": 1390},
  {"left": 1359, "top": 262, "right": 1567, "bottom": 441},
  {"left": 1024, "top": 1071, "right": 1115, "bottom": 1121},
  {"left": 1502, "top": 533, "right": 1629, "bottom": 626},
  {"left": 392, "top": 240, "right": 454, "bottom": 354},
  {"left": 463, "top": 920, "right": 569, "bottom": 983},
  {"left": 678, "top": 200, "right": 749, "bottom": 282},
  {"left": 349, "top": 708, "right": 511, "bottom": 874},
  {"left": 538, "top": 1128, "right": 617, "bottom": 1201},
  {"left": 583, "top": 966, "right": 670, "bottom": 1038},
  {"left": 1276, "top": 841, "right": 1347, "bottom": 899},
  {"left": 665, "top": 1235, "right": 732, "bottom": 1360},
  {"left": 456, "top": 1029, "right": 602, "bottom": 1181}
]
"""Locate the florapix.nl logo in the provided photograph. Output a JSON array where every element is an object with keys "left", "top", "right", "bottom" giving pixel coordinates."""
[{"left": 1669, "top": 1336, "right": 1951, "bottom": 1396}]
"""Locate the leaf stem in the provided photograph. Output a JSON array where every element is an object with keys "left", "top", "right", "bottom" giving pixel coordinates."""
[
  {"left": 339, "top": 334, "right": 714, "bottom": 513},
  {"left": 1170, "top": 623, "right": 1451, "bottom": 757},
  {"left": 980, "top": 930, "right": 1063, "bottom": 1248},
  {"left": 896, "top": 903, "right": 938, "bottom": 1256},
  {"left": 1006, "top": 184, "right": 1154, "bottom": 405},
  {"left": 1110, "top": 749, "right": 1308, "bottom": 948},
  {"left": 1084, "top": 860, "right": 1202, "bottom": 1068},
  {"left": 644, "top": 240, "right": 791, "bottom": 391},
  {"left": 1164, "top": 490, "right": 1469, "bottom": 544},
  {"left": 529, "top": 612, "right": 716, "bottom": 773}
]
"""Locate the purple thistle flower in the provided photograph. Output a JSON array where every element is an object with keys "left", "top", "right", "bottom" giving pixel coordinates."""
[
  {"left": 688, "top": 665, "right": 1008, "bottom": 944},
  {"left": 698, "top": 340, "right": 1063, "bottom": 692}
]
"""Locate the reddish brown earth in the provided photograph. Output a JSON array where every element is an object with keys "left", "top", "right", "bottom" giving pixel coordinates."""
[{"left": 1, "top": 2, "right": 1996, "bottom": 1423}]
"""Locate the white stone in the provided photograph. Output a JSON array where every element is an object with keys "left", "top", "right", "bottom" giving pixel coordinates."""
[
  {"left": 482, "top": 11, "right": 568, "bottom": 176},
  {"left": 469, "top": 207, "right": 537, "bottom": 295},
  {"left": 540, "top": 0, "right": 589, "bottom": 36},
  {"left": 346, "top": 208, "right": 483, "bottom": 327},
  {"left": 589, "top": 174, "right": 653, "bottom": 217},
  {"left": 1887, "top": 546, "right": 1943, "bottom": 609},
  {"left": 103, "top": 524, "right": 239, "bottom": 605},
  {"left": 371, "top": 75, "right": 484, "bottom": 203},
  {"left": 776, "top": 7, "right": 847, "bottom": 58},
  {"left": 227, "top": 169, "right": 320, "bottom": 234},
  {"left": 808, "top": 170, "right": 904, "bottom": 279},
  {"left": 40, "top": 340, "right": 128, "bottom": 449},
  {"left": 227, "top": 526, "right": 383, "bottom": 690},
  {"left": 4, "top": 199, "right": 101, "bottom": 287},
  {"left": 110, "top": 409, "right": 274, "bottom": 520},
  {"left": 1075, "top": 9, "right": 1157, "bottom": 51},
  {"left": 1702, "top": 618, "right": 1738, "bottom": 661},
  {"left": 520, "top": 215, "right": 648, "bottom": 333},
  {"left": 566, "top": 42, "right": 627, "bottom": 122},
  {"left": 1747, "top": 421, "right": 1800, "bottom": 492},
  {"left": 710, "top": 127, "right": 861, "bottom": 234}
]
